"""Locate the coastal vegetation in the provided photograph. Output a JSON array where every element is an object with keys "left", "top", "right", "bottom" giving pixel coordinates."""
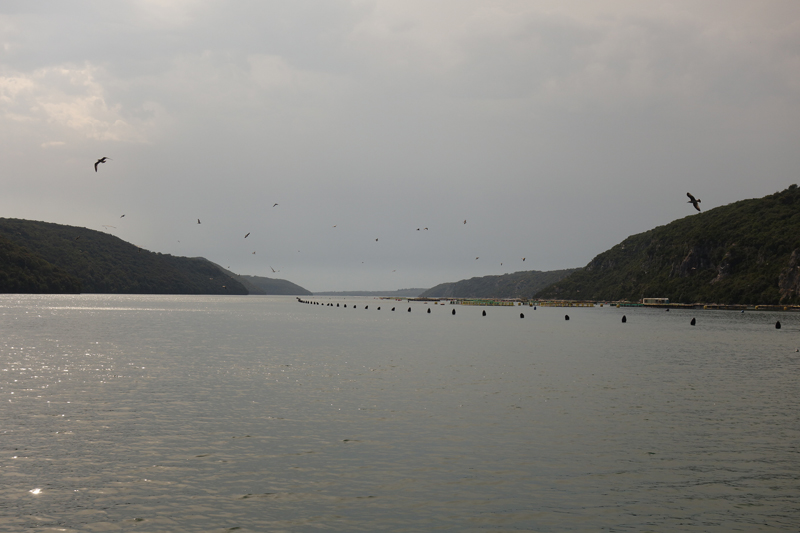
[{"left": 537, "top": 185, "right": 800, "bottom": 305}]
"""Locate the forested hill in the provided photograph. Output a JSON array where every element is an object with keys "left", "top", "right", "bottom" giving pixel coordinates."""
[
  {"left": 0, "top": 218, "right": 247, "bottom": 294},
  {"left": 536, "top": 185, "right": 800, "bottom": 305},
  {"left": 0, "top": 234, "right": 82, "bottom": 293},
  {"left": 419, "top": 269, "right": 579, "bottom": 299}
]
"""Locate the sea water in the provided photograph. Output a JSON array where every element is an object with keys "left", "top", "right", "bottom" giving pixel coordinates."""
[{"left": 0, "top": 294, "right": 798, "bottom": 532}]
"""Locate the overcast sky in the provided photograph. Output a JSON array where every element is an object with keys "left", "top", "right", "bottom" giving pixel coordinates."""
[{"left": 2, "top": 1, "right": 799, "bottom": 291}]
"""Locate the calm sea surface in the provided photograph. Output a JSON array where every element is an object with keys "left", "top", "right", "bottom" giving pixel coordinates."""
[{"left": 1, "top": 294, "right": 798, "bottom": 532}]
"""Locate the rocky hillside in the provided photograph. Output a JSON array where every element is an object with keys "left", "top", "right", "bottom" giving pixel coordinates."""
[{"left": 537, "top": 185, "right": 800, "bottom": 305}]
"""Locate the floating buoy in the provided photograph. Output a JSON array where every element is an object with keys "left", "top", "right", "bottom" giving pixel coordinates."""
[
  {"left": 534, "top": 306, "right": 537, "bottom": 310},
  {"left": 776, "top": 321, "right": 781, "bottom": 329},
  {"left": 427, "top": 308, "right": 431, "bottom": 313},
  {"left": 391, "top": 307, "right": 395, "bottom": 311},
  {"left": 377, "top": 307, "right": 380, "bottom": 310},
  {"left": 482, "top": 310, "right": 486, "bottom": 316},
  {"left": 452, "top": 309, "right": 456, "bottom": 315},
  {"left": 520, "top": 313, "right": 524, "bottom": 318},
  {"left": 365, "top": 305, "right": 368, "bottom": 309},
  {"left": 690, "top": 317, "right": 696, "bottom": 326},
  {"left": 666, "top": 308, "right": 670, "bottom": 312},
  {"left": 336, "top": 303, "right": 339, "bottom": 307},
  {"left": 622, "top": 315, "right": 627, "bottom": 323},
  {"left": 408, "top": 307, "right": 411, "bottom": 313},
  {"left": 344, "top": 304, "right": 347, "bottom": 308},
  {"left": 353, "top": 305, "right": 357, "bottom": 309},
  {"left": 565, "top": 315, "right": 570, "bottom": 321}
]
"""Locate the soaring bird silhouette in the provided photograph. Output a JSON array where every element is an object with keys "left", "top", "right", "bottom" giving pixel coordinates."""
[
  {"left": 273, "top": 203, "right": 278, "bottom": 207},
  {"left": 244, "top": 233, "right": 250, "bottom": 238},
  {"left": 197, "top": 219, "right": 201, "bottom": 224},
  {"left": 687, "top": 192, "right": 701, "bottom": 211},
  {"left": 94, "top": 157, "right": 111, "bottom": 172},
  {"left": 270, "top": 266, "right": 279, "bottom": 273}
]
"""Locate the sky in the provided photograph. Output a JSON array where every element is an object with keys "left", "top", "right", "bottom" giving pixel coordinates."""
[{"left": 1, "top": 1, "right": 799, "bottom": 291}]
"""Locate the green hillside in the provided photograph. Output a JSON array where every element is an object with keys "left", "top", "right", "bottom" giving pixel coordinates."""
[
  {"left": 420, "top": 269, "right": 579, "bottom": 299},
  {"left": 537, "top": 185, "right": 800, "bottom": 305},
  {"left": 0, "top": 218, "right": 247, "bottom": 294},
  {"left": 239, "top": 275, "right": 312, "bottom": 295},
  {"left": 0, "top": 234, "right": 82, "bottom": 293}
]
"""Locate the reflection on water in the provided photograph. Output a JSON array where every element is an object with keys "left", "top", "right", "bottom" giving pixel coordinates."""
[{"left": 1, "top": 294, "right": 798, "bottom": 531}]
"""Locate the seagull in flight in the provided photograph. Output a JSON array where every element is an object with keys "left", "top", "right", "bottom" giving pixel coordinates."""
[
  {"left": 94, "top": 157, "right": 111, "bottom": 172},
  {"left": 273, "top": 203, "right": 279, "bottom": 207},
  {"left": 244, "top": 232, "right": 250, "bottom": 238},
  {"left": 270, "top": 266, "right": 279, "bottom": 273},
  {"left": 197, "top": 219, "right": 201, "bottom": 224},
  {"left": 687, "top": 192, "right": 701, "bottom": 211}
]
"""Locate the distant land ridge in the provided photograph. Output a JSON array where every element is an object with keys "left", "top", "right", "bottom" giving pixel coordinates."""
[
  {"left": 0, "top": 218, "right": 248, "bottom": 294},
  {"left": 313, "top": 288, "right": 427, "bottom": 297},
  {"left": 537, "top": 185, "right": 800, "bottom": 305},
  {"left": 420, "top": 269, "right": 579, "bottom": 299}
]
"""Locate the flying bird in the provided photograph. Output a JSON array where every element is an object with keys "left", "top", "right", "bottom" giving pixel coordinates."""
[
  {"left": 244, "top": 233, "right": 250, "bottom": 238},
  {"left": 197, "top": 219, "right": 201, "bottom": 224},
  {"left": 270, "top": 266, "right": 279, "bottom": 273},
  {"left": 463, "top": 220, "right": 467, "bottom": 224},
  {"left": 475, "top": 257, "right": 479, "bottom": 260},
  {"left": 522, "top": 257, "right": 526, "bottom": 261},
  {"left": 120, "top": 214, "right": 125, "bottom": 218},
  {"left": 375, "top": 238, "right": 378, "bottom": 242},
  {"left": 94, "top": 157, "right": 111, "bottom": 172},
  {"left": 687, "top": 192, "right": 701, "bottom": 211},
  {"left": 273, "top": 203, "right": 279, "bottom": 207}
]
